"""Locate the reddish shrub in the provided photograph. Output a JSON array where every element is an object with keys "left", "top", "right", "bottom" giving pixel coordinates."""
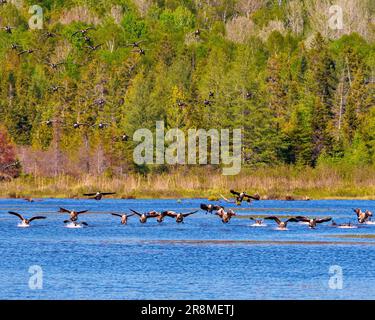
[{"left": 0, "top": 126, "right": 20, "bottom": 178}]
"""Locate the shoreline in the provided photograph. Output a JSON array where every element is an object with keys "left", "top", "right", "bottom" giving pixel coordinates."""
[{"left": 1, "top": 165, "right": 375, "bottom": 200}]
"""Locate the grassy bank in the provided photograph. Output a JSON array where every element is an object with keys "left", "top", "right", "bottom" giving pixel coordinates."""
[{"left": 1, "top": 165, "right": 375, "bottom": 200}]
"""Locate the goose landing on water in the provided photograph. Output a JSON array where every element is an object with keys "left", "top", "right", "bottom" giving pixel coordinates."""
[
  {"left": 215, "top": 208, "right": 236, "bottom": 224},
  {"left": 111, "top": 213, "right": 135, "bottom": 225},
  {"left": 353, "top": 208, "right": 373, "bottom": 224},
  {"left": 200, "top": 204, "right": 223, "bottom": 214},
  {"left": 83, "top": 192, "right": 116, "bottom": 200},
  {"left": 8, "top": 211, "right": 46, "bottom": 227},
  {"left": 264, "top": 216, "right": 299, "bottom": 230},
  {"left": 58, "top": 207, "right": 89, "bottom": 222},
  {"left": 331, "top": 220, "right": 358, "bottom": 229},
  {"left": 163, "top": 211, "right": 198, "bottom": 223},
  {"left": 296, "top": 216, "right": 332, "bottom": 229},
  {"left": 130, "top": 209, "right": 158, "bottom": 224}
]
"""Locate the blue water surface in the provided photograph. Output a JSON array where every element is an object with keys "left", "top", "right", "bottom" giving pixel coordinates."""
[{"left": 0, "top": 198, "right": 374, "bottom": 300}]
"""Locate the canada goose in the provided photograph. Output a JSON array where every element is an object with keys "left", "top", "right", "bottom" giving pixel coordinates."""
[
  {"left": 200, "top": 203, "right": 223, "bottom": 214},
  {"left": 111, "top": 213, "right": 135, "bottom": 225},
  {"left": 83, "top": 192, "right": 116, "bottom": 200},
  {"left": 130, "top": 209, "right": 158, "bottom": 223},
  {"left": 208, "top": 91, "right": 215, "bottom": 98},
  {"left": 72, "top": 27, "right": 95, "bottom": 37},
  {"left": 264, "top": 216, "right": 299, "bottom": 229},
  {"left": 126, "top": 40, "right": 146, "bottom": 48},
  {"left": 94, "top": 122, "right": 109, "bottom": 129},
  {"left": 73, "top": 122, "right": 89, "bottom": 129},
  {"left": 193, "top": 29, "right": 201, "bottom": 37},
  {"left": 41, "top": 119, "right": 63, "bottom": 126},
  {"left": 353, "top": 208, "right": 372, "bottom": 223},
  {"left": 58, "top": 207, "right": 89, "bottom": 222},
  {"left": 249, "top": 217, "right": 265, "bottom": 226},
  {"left": 132, "top": 48, "right": 146, "bottom": 55},
  {"left": 112, "top": 134, "right": 129, "bottom": 142},
  {"left": 177, "top": 101, "right": 187, "bottom": 108},
  {"left": 23, "top": 197, "right": 42, "bottom": 203},
  {"left": 18, "top": 49, "right": 34, "bottom": 56},
  {"left": 0, "top": 161, "right": 19, "bottom": 171},
  {"left": 92, "top": 98, "right": 106, "bottom": 107},
  {"left": 45, "top": 62, "right": 65, "bottom": 70},
  {"left": 8, "top": 211, "right": 46, "bottom": 226},
  {"left": 43, "top": 31, "right": 58, "bottom": 38},
  {"left": 215, "top": 208, "right": 236, "bottom": 223},
  {"left": 3, "top": 26, "right": 13, "bottom": 34},
  {"left": 49, "top": 85, "right": 64, "bottom": 93},
  {"left": 154, "top": 211, "right": 168, "bottom": 223},
  {"left": 331, "top": 220, "right": 358, "bottom": 229},
  {"left": 229, "top": 189, "right": 260, "bottom": 205},
  {"left": 245, "top": 91, "right": 253, "bottom": 99},
  {"left": 163, "top": 210, "right": 198, "bottom": 223},
  {"left": 11, "top": 43, "right": 21, "bottom": 50},
  {"left": 86, "top": 44, "right": 103, "bottom": 51},
  {"left": 203, "top": 99, "right": 212, "bottom": 106},
  {"left": 295, "top": 216, "right": 332, "bottom": 228}
]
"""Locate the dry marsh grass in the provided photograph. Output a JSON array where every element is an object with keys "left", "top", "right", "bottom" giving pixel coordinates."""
[{"left": 1, "top": 165, "right": 375, "bottom": 199}]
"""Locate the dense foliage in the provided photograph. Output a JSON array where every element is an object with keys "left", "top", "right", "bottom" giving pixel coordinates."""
[{"left": 0, "top": 0, "right": 374, "bottom": 177}]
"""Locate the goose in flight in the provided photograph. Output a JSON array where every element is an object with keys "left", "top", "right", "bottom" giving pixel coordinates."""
[
  {"left": 215, "top": 208, "right": 236, "bottom": 224},
  {"left": 11, "top": 43, "right": 21, "bottom": 50},
  {"left": 295, "top": 216, "right": 332, "bottom": 229},
  {"left": 264, "top": 216, "right": 299, "bottom": 230},
  {"left": 353, "top": 208, "right": 373, "bottom": 223},
  {"left": 132, "top": 48, "right": 146, "bottom": 56},
  {"left": 111, "top": 213, "right": 135, "bottom": 225},
  {"left": 126, "top": 40, "right": 146, "bottom": 48},
  {"left": 73, "top": 122, "right": 89, "bottom": 129},
  {"left": 91, "top": 122, "right": 109, "bottom": 129},
  {"left": 112, "top": 134, "right": 129, "bottom": 142},
  {"left": 72, "top": 27, "right": 95, "bottom": 37},
  {"left": 43, "top": 31, "right": 58, "bottom": 38},
  {"left": 83, "top": 192, "right": 116, "bottom": 200},
  {"left": 58, "top": 207, "right": 89, "bottom": 222},
  {"left": 41, "top": 119, "right": 63, "bottom": 126},
  {"left": 153, "top": 211, "right": 168, "bottom": 223},
  {"left": 45, "top": 61, "right": 65, "bottom": 70},
  {"left": 18, "top": 49, "right": 34, "bottom": 56},
  {"left": 200, "top": 203, "right": 223, "bottom": 214},
  {"left": 163, "top": 210, "right": 198, "bottom": 223},
  {"left": 86, "top": 44, "right": 103, "bottom": 51},
  {"left": 230, "top": 189, "right": 260, "bottom": 205},
  {"left": 23, "top": 197, "right": 42, "bottom": 203},
  {"left": 130, "top": 209, "right": 158, "bottom": 223},
  {"left": 3, "top": 26, "right": 13, "bottom": 34},
  {"left": 8, "top": 211, "right": 46, "bottom": 226},
  {"left": 49, "top": 85, "right": 64, "bottom": 93}
]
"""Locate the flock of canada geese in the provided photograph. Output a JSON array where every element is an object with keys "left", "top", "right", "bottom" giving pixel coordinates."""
[{"left": 6, "top": 190, "right": 374, "bottom": 230}]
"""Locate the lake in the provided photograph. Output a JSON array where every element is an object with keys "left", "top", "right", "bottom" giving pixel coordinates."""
[{"left": 0, "top": 198, "right": 374, "bottom": 300}]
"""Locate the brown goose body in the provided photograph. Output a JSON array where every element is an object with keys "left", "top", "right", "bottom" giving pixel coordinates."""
[{"left": 216, "top": 208, "right": 236, "bottom": 223}]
